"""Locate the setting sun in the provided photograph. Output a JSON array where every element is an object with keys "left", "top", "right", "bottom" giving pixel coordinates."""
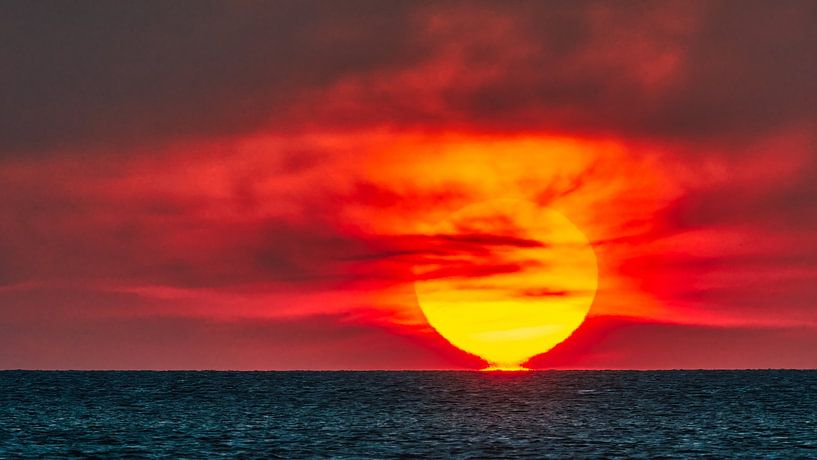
[{"left": 413, "top": 199, "right": 598, "bottom": 370}]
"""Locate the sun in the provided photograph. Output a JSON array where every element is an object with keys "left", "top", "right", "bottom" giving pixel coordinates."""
[{"left": 413, "top": 199, "right": 598, "bottom": 370}]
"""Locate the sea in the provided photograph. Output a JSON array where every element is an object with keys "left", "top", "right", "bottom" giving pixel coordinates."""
[{"left": 1, "top": 370, "right": 815, "bottom": 458}]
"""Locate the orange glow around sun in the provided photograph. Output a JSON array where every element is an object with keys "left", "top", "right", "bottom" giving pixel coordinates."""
[
  {"left": 302, "top": 132, "right": 677, "bottom": 368},
  {"left": 213, "top": 131, "right": 674, "bottom": 368},
  {"left": 345, "top": 132, "right": 676, "bottom": 368}
]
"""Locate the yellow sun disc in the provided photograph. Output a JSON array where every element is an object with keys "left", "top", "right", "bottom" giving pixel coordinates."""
[{"left": 413, "top": 199, "right": 598, "bottom": 370}]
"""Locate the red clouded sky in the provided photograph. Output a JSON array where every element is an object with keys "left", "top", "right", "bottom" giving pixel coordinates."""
[{"left": 2, "top": 1, "right": 817, "bottom": 369}]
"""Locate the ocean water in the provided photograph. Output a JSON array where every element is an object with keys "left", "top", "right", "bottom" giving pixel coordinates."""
[{"left": 1, "top": 371, "right": 815, "bottom": 458}]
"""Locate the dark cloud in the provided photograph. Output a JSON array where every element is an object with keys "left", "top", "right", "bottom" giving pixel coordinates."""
[
  {"left": 353, "top": 233, "right": 545, "bottom": 261},
  {"left": 2, "top": 1, "right": 816, "bottom": 155},
  {"left": 654, "top": 1, "right": 817, "bottom": 138},
  {"left": 0, "top": 0, "right": 422, "bottom": 154},
  {"left": 282, "top": 0, "right": 817, "bottom": 141},
  {"left": 415, "top": 261, "right": 539, "bottom": 282},
  {"left": 435, "top": 233, "right": 544, "bottom": 248},
  {"left": 516, "top": 288, "right": 571, "bottom": 298}
]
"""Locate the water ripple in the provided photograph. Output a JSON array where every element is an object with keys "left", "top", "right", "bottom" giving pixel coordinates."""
[{"left": 1, "top": 370, "right": 815, "bottom": 458}]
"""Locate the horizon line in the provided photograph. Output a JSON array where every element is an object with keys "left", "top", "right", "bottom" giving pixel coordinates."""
[{"left": 2, "top": 368, "right": 816, "bottom": 372}]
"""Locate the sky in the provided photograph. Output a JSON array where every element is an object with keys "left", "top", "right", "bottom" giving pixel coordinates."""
[{"left": 2, "top": 0, "right": 817, "bottom": 369}]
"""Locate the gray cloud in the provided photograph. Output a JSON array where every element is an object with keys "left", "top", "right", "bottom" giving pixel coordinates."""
[
  {"left": 2, "top": 1, "right": 816, "bottom": 155},
  {"left": 0, "top": 0, "right": 422, "bottom": 154}
]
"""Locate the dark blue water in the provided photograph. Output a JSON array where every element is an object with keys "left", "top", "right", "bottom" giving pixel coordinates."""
[{"left": 1, "top": 371, "right": 816, "bottom": 458}]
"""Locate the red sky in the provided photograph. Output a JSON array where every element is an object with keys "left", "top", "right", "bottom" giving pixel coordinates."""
[{"left": 2, "top": 1, "right": 817, "bottom": 369}]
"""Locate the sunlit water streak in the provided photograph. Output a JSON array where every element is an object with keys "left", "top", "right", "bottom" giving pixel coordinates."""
[{"left": 1, "top": 370, "right": 816, "bottom": 458}]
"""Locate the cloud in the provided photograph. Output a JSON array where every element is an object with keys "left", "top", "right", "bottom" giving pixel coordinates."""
[
  {"left": 516, "top": 288, "right": 572, "bottom": 298},
  {"left": 285, "top": 1, "right": 817, "bottom": 142},
  {"left": 0, "top": 1, "right": 424, "bottom": 154},
  {"left": 3, "top": 1, "right": 816, "bottom": 156}
]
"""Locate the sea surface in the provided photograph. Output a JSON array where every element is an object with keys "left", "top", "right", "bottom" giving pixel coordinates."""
[{"left": 1, "top": 370, "right": 816, "bottom": 458}]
